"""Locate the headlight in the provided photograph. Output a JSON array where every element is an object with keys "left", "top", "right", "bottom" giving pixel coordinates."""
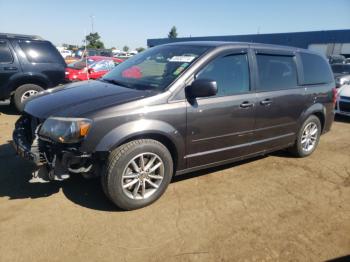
[{"left": 39, "top": 117, "right": 92, "bottom": 143}]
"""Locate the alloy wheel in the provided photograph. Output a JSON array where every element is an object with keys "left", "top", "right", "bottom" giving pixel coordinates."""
[
  {"left": 121, "top": 153, "right": 164, "bottom": 200},
  {"left": 301, "top": 122, "right": 318, "bottom": 152}
]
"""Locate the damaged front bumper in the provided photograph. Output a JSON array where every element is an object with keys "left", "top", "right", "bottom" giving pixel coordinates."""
[{"left": 12, "top": 115, "right": 97, "bottom": 181}]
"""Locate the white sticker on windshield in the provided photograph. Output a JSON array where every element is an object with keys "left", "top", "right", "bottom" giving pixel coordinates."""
[{"left": 169, "top": 56, "right": 196, "bottom": 63}]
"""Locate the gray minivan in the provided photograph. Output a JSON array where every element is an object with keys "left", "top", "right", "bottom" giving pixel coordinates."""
[{"left": 13, "top": 42, "right": 335, "bottom": 210}]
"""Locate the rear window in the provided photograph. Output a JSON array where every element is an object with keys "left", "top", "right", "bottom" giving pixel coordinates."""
[
  {"left": 300, "top": 52, "right": 333, "bottom": 85},
  {"left": 18, "top": 41, "right": 63, "bottom": 63},
  {"left": 0, "top": 40, "right": 13, "bottom": 63},
  {"left": 256, "top": 54, "right": 298, "bottom": 91}
]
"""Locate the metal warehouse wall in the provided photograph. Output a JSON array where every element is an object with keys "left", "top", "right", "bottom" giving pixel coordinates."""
[{"left": 147, "top": 29, "right": 350, "bottom": 50}]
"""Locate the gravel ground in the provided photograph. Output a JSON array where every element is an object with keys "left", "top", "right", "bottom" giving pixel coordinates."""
[{"left": 0, "top": 103, "right": 349, "bottom": 262}]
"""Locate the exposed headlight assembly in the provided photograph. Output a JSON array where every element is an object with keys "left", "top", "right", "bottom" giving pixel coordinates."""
[{"left": 39, "top": 117, "right": 92, "bottom": 143}]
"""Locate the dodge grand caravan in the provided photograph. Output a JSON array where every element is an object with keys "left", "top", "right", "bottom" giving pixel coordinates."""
[{"left": 12, "top": 42, "right": 335, "bottom": 210}]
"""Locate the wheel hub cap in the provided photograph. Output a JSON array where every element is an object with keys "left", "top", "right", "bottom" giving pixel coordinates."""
[
  {"left": 301, "top": 122, "right": 318, "bottom": 152},
  {"left": 121, "top": 153, "right": 164, "bottom": 200}
]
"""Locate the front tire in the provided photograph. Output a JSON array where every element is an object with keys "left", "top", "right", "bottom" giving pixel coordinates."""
[
  {"left": 101, "top": 139, "right": 173, "bottom": 210},
  {"left": 289, "top": 115, "right": 321, "bottom": 157},
  {"left": 12, "top": 84, "right": 44, "bottom": 112}
]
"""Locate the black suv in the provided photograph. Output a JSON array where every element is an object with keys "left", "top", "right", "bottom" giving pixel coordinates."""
[
  {"left": 12, "top": 42, "right": 335, "bottom": 210},
  {"left": 0, "top": 33, "right": 66, "bottom": 111}
]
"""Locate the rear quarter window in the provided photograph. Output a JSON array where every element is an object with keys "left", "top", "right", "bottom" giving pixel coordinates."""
[
  {"left": 18, "top": 41, "right": 63, "bottom": 63},
  {"left": 0, "top": 40, "right": 13, "bottom": 63},
  {"left": 300, "top": 52, "right": 333, "bottom": 85}
]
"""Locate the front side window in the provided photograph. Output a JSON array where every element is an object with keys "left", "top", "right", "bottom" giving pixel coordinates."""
[
  {"left": 18, "top": 41, "right": 63, "bottom": 63},
  {"left": 103, "top": 45, "right": 210, "bottom": 91},
  {"left": 0, "top": 41, "right": 13, "bottom": 63},
  {"left": 196, "top": 54, "right": 250, "bottom": 96},
  {"left": 256, "top": 54, "right": 297, "bottom": 91}
]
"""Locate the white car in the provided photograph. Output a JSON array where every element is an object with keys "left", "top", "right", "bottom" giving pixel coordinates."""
[
  {"left": 60, "top": 49, "right": 72, "bottom": 59},
  {"left": 335, "top": 84, "right": 350, "bottom": 116},
  {"left": 335, "top": 74, "right": 350, "bottom": 88}
]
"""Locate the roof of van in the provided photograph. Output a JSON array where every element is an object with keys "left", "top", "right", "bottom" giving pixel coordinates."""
[{"left": 162, "top": 41, "right": 302, "bottom": 52}]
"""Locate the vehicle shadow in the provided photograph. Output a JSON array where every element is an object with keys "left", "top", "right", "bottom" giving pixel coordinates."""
[
  {"left": 1, "top": 141, "right": 282, "bottom": 211},
  {"left": 334, "top": 114, "right": 350, "bottom": 123},
  {"left": 0, "top": 101, "right": 18, "bottom": 116},
  {"left": 0, "top": 142, "right": 120, "bottom": 212}
]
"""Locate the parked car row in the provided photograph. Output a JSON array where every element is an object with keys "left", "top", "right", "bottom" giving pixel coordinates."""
[
  {"left": 328, "top": 54, "right": 350, "bottom": 65},
  {"left": 65, "top": 56, "right": 123, "bottom": 81}
]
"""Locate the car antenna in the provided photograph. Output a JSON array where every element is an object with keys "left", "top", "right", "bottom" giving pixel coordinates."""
[{"left": 84, "top": 29, "right": 90, "bottom": 81}]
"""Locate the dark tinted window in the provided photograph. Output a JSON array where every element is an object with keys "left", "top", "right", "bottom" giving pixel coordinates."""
[
  {"left": 257, "top": 54, "right": 297, "bottom": 91},
  {"left": 18, "top": 41, "right": 63, "bottom": 63},
  {"left": 196, "top": 54, "right": 250, "bottom": 96},
  {"left": 0, "top": 41, "right": 13, "bottom": 63},
  {"left": 300, "top": 52, "right": 333, "bottom": 84}
]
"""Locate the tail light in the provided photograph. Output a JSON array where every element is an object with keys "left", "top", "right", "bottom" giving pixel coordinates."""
[{"left": 332, "top": 87, "right": 338, "bottom": 106}]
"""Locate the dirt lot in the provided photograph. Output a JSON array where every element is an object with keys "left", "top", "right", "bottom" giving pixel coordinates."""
[{"left": 0, "top": 102, "right": 349, "bottom": 262}]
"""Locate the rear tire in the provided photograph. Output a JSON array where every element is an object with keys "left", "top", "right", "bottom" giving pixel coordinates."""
[
  {"left": 101, "top": 139, "right": 173, "bottom": 210},
  {"left": 13, "top": 84, "right": 44, "bottom": 112},
  {"left": 289, "top": 115, "right": 321, "bottom": 157}
]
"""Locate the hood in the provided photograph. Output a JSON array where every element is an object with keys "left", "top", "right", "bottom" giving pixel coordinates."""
[
  {"left": 24, "top": 80, "right": 153, "bottom": 119},
  {"left": 339, "top": 85, "right": 350, "bottom": 98}
]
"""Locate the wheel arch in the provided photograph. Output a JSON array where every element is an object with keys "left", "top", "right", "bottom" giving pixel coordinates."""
[
  {"left": 9, "top": 74, "right": 50, "bottom": 95},
  {"left": 94, "top": 119, "right": 185, "bottom": 170},
  {"left": 299, "top": 103, "right": 326, "bottom": 132}
]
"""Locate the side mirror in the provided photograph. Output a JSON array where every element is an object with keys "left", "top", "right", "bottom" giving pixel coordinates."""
[
  {"left": 186, "top": 79, "right": 217, "bottom": 98},
  {"left": 87, "top": 68, "right": 94, "bottom": 74}
]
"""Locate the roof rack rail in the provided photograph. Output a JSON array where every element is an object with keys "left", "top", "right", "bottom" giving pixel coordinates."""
[{"left": 0, "top": 33, "right": 44, "bottom": 40}]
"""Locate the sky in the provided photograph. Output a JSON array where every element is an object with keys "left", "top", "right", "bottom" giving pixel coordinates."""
[{"left": 0, "top": 0, "right": 349, "bottom": 50}]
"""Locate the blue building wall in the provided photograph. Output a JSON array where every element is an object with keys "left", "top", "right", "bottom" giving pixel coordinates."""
[{"left": 147, "top": 29, "right": 350, "bottom": 50}]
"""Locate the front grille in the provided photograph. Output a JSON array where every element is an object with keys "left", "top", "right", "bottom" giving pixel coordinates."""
[
  {"left": 339, "top": 101, "right": 350, "bottom": 113},
  {"left": 18, "top": 114, "right": 47, "bottom": 164},
  {"left": 21, "top": 113, "right": 43, "bottom": 143}
]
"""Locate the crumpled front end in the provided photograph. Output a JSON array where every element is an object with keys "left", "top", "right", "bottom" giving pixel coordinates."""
[{"left": 12, "top": 114, "right": 98, "bottom": 182}]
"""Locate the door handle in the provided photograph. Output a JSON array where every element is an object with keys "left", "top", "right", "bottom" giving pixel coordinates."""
[
  {"left": 240, "top": 101, "right": 254, "bottom": 108},
  {"left": 3, "top": 66, "right": 18, "bottom": 71},
  {"left": 260, "top": 99, "right": 272, "bottom": 106}
]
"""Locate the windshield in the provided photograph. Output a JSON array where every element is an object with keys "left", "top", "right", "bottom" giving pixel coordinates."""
[
  {"left": 68, "top": 58, "right": 96, "bottom": 70},
  {"left": 332, "top": 64, "right": 350, "bottom": 74},
  {"left": 103, "top": 45, "right": 210, "bottom": 91}
]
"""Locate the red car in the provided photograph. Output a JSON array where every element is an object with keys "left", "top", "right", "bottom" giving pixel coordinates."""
[{"left": 65, "top": 56, "right": 123, "bottom": 81}]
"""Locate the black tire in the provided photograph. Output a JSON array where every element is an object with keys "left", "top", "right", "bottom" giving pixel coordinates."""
[
  {"left": 289, "top": 115, "right": 322, "bottom": 158},
  {"left": 101, "top": 139, "right": 173, "bottom": 210},
  {"left": 13, "top": 84, "right": 44, "bottom": 112}
]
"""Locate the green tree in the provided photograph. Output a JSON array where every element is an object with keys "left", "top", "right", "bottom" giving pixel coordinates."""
[
  {"left": 136, "top": 47, "right": 146, "bottom": 53},
  {"left": 168, "top": 26, "right": 178, "bottom": 38},
  {"left": 85, "top": 32, "right": 105, "bottom": 49},
  {"left": 123, "top": 46, "right": 130, "bottom": 52}
]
